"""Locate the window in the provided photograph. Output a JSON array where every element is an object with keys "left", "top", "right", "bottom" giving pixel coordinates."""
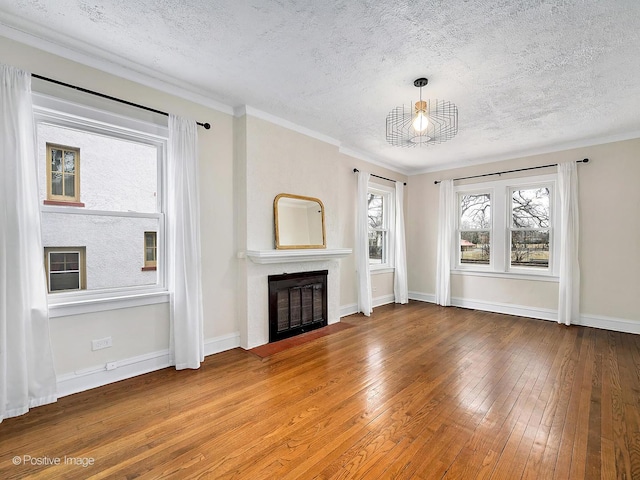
[
  {"left": 510, "top": 187, "right": 550, "bottom": 268},
  {"left": 454, "top": 174, "right": 558, "bottom": 278},
  {"left": 45, "top": 143, "right": 84, "bottom": 206},
  {"left": 44, "top": 247, "right": 86, "bottom": 292},
  {"left": 459, "top": 193, "right": 491, "bottom": 265},
  {"left": 143, "top": 231, "right": 157, "bottom": 270},
  {"left": 34, "top": 93, "right": 168, "bottom": 315},
  {"left": 367, "top": 184, "right": 395, "bottom": 269}
]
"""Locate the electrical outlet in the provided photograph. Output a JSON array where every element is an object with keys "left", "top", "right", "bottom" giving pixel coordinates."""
[
  {"left": 105, "top": 362, "right": 117, "bottom": 371},
  {"left": 92, "top": 337, "right": 112, "bottom": 351}
]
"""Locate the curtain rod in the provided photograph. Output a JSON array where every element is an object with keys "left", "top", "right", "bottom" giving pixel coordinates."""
[
  {"left": 32, "top": 73, "right": 211, "bottom": 130},
  {"left": 353, "top": 168, "right": 406, "bottom": 185},
  {"left": 433, "top": 158, "right": 589, "bottom": 184}
]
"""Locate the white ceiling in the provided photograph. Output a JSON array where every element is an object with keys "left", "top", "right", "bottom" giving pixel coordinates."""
[{"left": 2, "top": 0, "right": 640, "bottom": 174}]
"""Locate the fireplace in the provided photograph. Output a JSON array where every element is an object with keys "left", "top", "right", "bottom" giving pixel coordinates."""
[{"left": 268, "top": 270, "right": 328, "bottom": 342}]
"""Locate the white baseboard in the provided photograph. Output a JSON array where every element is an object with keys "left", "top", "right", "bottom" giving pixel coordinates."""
[
  {"left": 56, "top": 332, "right": 241, "bottom": 398},
  {"left": 451, "top": 297, "right": 558, "bottom": 322},
  {"left": 340, "top": 294, "right": 396, "bottom": 318},
  {"left": 204, "top": 332, "right": 241, "bottom": 356},
  {"left": 577, "top": 314, "right": 640, "bottom": 335},
  {"left": 408, "top": 291, "right": 436, "bottom": 303},
  {"left": 374, "top": 294, "right": 395, "bottom": 308},
  {"left": 340, "top": 303, "right": 358, "bottom": 317},
  {"left": 408, "top": 291, "right": 639, "bottom": 335}
]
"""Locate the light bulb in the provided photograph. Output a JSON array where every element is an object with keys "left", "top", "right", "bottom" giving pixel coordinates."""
[
  {"left": 412, "top": 111, "right": 429, "bottom": 132},
  {"left": 412, "top": 100, "right": 429, "bottom": 132}
]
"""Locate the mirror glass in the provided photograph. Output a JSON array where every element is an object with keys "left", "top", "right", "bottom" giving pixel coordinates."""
[{"left": 274, "top": 193, "right": 326, "bottom": 249}]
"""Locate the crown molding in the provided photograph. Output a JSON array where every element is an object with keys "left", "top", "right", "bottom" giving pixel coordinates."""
[
  {"left": 235, "top": 104, "right": 411, "bottom": 175},
  {"left": 235, "top": 105, "right": 341, "bottom": 147},
  {"left": 0, "top": 16, "right": 235, "bottom": 116},
  {"left": 8, "top": 13, "right": 630, "bottom": 178},
  {"left": 410, "top": 130, "right": 640, "bottom": 176},
  {"left": 338, "top": 146, "right": 411, "bottom": 176}
]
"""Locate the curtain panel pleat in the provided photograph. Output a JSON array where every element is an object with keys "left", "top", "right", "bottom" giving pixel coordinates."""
[
  {"left": 356, "top": 171, "right": 372, "bottom": 316},
  {"left": 435, "top": 179, "right": 454, "bottom": 306},
  {"left": 0, "top": 64, "right": 57, "bottom": 421},
  {"left": 167, "top": 114, "right": 204, "bottom": 369},
  {"left": 393, "top": 181, "right": 408, "bottom": 304},
  {"left": 557, "top": 161, "right": 580, "bottom": 325}
]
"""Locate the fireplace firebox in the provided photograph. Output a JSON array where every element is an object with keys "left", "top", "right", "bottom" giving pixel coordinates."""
[{"left": 268, "top": 270, "right": 328, "bottom": 343}]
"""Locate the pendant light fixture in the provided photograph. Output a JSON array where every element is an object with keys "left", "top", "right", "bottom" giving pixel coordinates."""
[{"left": 386, "top": 77, "right": 458, "bottom": 147}]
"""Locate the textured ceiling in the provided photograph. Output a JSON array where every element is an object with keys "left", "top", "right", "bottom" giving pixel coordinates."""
[{"left": 1, "top": 0, "right": 640, "bottom": 174}]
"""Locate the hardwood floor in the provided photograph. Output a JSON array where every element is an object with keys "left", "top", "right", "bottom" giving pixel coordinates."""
[{"left": 1, "top": 301, "right": 639, "bottom": 479}]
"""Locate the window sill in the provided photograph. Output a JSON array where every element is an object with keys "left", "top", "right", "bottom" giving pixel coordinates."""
[
  {"left": 451, "top": 269, "right": 559, "bottom": 283},
  {"left": 141, "top": 266, "right": 157, "bottom": 271},
  {"left": 370, "top": 266, "right": 395, "bottom": 275},
  {"left": 48, "top": 288, "right": 169, "bottom": 318},
  {"left": 43, "top": 200, "right": 85, "bottom": 207}
]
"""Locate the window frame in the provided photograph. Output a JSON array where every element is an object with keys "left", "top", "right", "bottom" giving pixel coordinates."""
[
  {"left": 457, "top": 189, "right": 493, "bottom": 271},
  {"left": 508, "top": 185, "right": 553, "bottom": 272},
  {"left": 453, "top": 174, "right": 559, "bottom": 280},
  {"left": 143, "top": 231, "right": 158, "bottom": 270},
  {"left": 45, "top": 143, "right": 84, "bottom": 206},
  {"left": 367, "top": 183, "right": 395, "bottom": 272},
  {"left": 34, "top": 93, "right": 169, "bottom": 317},
  {"left": 44, "top": 246, "right": 87, "bottom": 293}
]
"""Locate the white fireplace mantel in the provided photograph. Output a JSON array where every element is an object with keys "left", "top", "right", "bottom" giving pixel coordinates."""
[{"left": 245, "top": 248, "right": 352, "bottom": 264}]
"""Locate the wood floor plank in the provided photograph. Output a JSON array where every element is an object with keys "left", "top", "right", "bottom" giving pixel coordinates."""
[{"left": 1, "top": 301, "right": 639, "bottom": 480}]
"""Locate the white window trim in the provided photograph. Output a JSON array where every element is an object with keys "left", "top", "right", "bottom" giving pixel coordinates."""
[
  {"left": 452, "top": 174, "right": 559, "bottom": 281},
  {"left": 34, "top": 94, "right": 170, "bottom": 317},
  {"left": 368, "top": 183, "right": 395, "bottom": 271},
  {"left": 46, "top": 248, "right": 84, "bottom": 292}
]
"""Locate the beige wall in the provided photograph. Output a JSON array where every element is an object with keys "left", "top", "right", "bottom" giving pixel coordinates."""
[
  {"left": 1, "top": 36, "right": 237, "bottom": 375},
  {"left": 407, "top": 138, "right": 640, "bottom": 323},
  {"left": 9, "top": 31, "right": 636, "bottom": 385},
  {"left": 235, "top": 115, "right": 407, "bottom": 346},
  {"left": 2, "top": 34, "right": 407, "bottom": 374}
]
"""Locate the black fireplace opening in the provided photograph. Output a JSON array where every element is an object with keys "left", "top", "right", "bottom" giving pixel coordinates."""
[{"left": 268, "top": 270, "right": 328, "bottom": 343}]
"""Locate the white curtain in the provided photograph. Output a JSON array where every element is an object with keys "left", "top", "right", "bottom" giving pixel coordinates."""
[
  {"left": 557, "top": 161, "right": 580, "bottom": 326},
  {"left": 356, "top": 170, "right": 372, "bottom": 316},
  {"left": 167, "top": 114, "right": 204, "bottom": 369},
  {"left": 435, "top": 179, "right": 454, "bottom": 306},
  {"left": 393, "top": 181, "right": 408, "bottom": 304},
  {"left": 1, "top": 64, "right": 57, "bottom": 421}
]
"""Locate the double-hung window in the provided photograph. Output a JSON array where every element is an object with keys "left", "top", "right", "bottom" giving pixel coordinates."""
[
  {"left": 367, "top": 184, "right": 395, "bottom": 270},
  {"left": 459, "top": 192, "right": 491, "bottom": 266},
  {"left": 34, "top": 93, "right": 168, "bottom": 316},
  {"left": 509, "top": 186, "right": 551, "bottom": 269},
  {"left": 454, "top": 174, "right": 558, "bottom": 278}
]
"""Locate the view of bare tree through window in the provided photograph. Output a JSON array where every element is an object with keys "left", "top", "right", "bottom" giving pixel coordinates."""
[
  {"left": 459, "top": 193, "right": 491, "bottom": 264},
  {"left": 511, "top": 187, "right": 550, "bottom": 268},
  {"left": 368, "top": 193, "right": 385, "bottom": 263}
]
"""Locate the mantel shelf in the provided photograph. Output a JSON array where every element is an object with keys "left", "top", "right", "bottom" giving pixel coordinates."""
[{"left": 245, "top": 248, "right": 352, "bottom": 264}]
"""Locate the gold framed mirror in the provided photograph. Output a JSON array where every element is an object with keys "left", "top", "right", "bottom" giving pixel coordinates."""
[{"left": 274, "top": 193, "right": 326, "bottom": 249}]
